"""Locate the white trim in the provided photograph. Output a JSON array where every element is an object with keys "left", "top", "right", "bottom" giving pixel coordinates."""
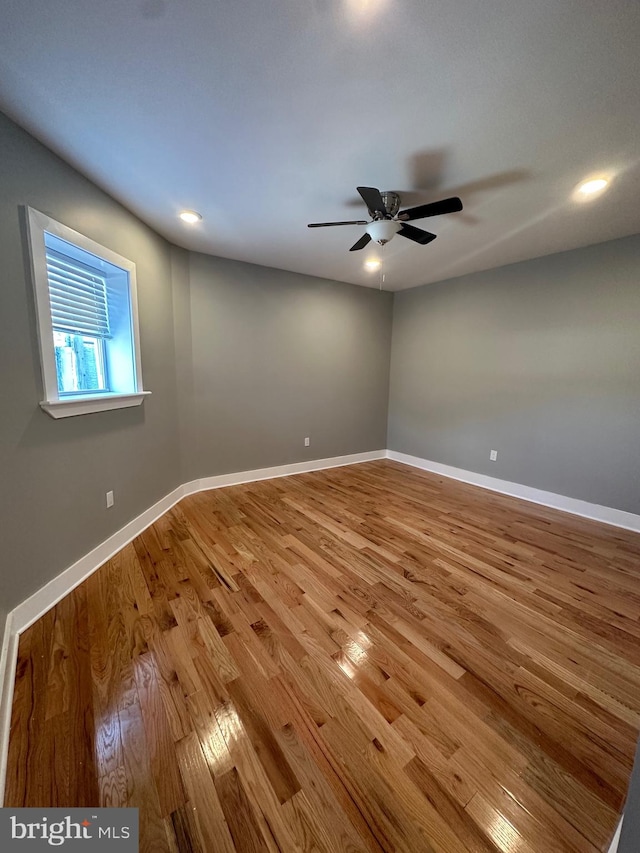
[
  {"left": 0, "top": 448, "right": 384, "bottom": 799},
  {"left": 0, "top": 612, "right": 18, "bottom": 806},
  {"left": 3, "top": 443, "right": 638, "bottom": 805},
  {"left": 11, "top": 483, "right": 186, "bottom": 637},
  {"left": 40, "top": 390, "right": 151, "bottom": 419},
  {"left": 25, "top": 206, "right": 149, "bottom": 417},
  {"left": 386, "top": 450, "right": 640, "bottom": 533},
  {"left": 9, "top": 450, "right": 384, "bottom": 640},
  {"left": 0, "top": 440, "right": 365, "bottom": 809},
  {"left": 608, "top": 818, "right": 623, "bottom": 853},
  {"left": 183, "top": 449, "right": 386, "bottom": 495}
]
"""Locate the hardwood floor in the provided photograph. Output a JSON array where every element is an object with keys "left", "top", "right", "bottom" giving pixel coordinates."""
[{"left": 5, "top": 460, "right": 640, "bottom": 852}]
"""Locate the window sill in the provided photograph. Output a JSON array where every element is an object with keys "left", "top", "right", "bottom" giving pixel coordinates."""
[{"left": 40, "top": 391, "right": 151, "bottom": 419}]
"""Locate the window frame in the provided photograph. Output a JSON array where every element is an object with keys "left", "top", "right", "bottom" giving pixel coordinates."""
[{"left": 26, "top": 207, "right": 151, "bottom": 418}]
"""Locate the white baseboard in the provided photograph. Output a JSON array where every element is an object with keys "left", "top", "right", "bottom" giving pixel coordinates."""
[
  {"left": 608, "top": 818, "right": 623, "bottom": 853},
  {"left": 2, "top": 444, "right": 637, "bottom": 806},
  {"left": 10, "top": 449, "right": 385, "bottom": 640},
  {"left": 386, "top": 450, "right": 640, "bottom": 533},
  {"left": 11, "top": 484, "right": 187, "bottom": 638},
  {"left": 0, "top": 612, "right": 18, "bottom": 806},
  {"left": 184, "top": 449, "right": 386, "bottom": 495},
  {"left": 0, "top": 448, "right": 386, "bottom": 802}
]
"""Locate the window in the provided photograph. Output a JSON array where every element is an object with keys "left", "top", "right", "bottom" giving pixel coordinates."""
[{"left": 26, "top": 207, "right": 150, "bottom": 418}]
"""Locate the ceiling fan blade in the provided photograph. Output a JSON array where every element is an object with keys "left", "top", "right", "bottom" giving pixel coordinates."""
[
  {"left": 398, "top": 196, "right": 463, "bottom": 221},
  {"left": 308, "top": 220, "right": 369, "bottom": 227},
  {"left": 357, "top": 186, "right": 388, "bottom": 217},
  {"left": 398, "top": 224, "right": 437, "bottom": 245},
  {"left": 349, "top": 233, "right": 372, "bottom": 252}
]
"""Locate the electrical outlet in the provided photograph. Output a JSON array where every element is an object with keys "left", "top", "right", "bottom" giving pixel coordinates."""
[
  {"left": 304, "top": 437, "right": 310, "bottom": 447},
  {"left": 490, "top": 450, "right": 498, "bottom": 461},
  {"left": 106, "top": 490, "right": 114, "bottom": 508}
]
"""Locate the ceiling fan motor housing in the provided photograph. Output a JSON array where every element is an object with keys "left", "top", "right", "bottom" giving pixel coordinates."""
[{"left": 377, "top": 191, "right": 400, "bottom": 218}]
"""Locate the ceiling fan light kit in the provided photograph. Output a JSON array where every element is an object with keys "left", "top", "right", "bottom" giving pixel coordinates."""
[
  {"left": 366, "top": 219, "right": 401, "bottom": 245},
  {"left": 308, "top": 186, "right": 463, "bottom": 252}
]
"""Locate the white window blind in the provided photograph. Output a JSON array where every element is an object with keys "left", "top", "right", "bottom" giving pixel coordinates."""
[{"left": 46, "top": 248, "right": 111, "bottom": 338}]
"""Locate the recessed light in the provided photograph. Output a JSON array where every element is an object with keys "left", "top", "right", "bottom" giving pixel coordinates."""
[
  {"left": 577, "top": 178, "right": 608, "bottom": 197},
  {"left": 364, "top": 259, "right": 381, "bottom": 272},
  {"left": 179, "top": 210, "right": 202, "bottom": 223}
]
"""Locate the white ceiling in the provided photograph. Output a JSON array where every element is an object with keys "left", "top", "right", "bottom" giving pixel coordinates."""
[{"left": 1, "top": 0, "right": 639, "bottom": 291}]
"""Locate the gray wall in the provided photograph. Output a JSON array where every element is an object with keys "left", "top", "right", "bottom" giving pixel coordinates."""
[
  {"left": 0, "top": 110, "right": 392, "bottom": 619},
  {"left": 2, "top": 104, "right": 639, "bottom": 626},
  {"left": 170, "top": 245, "right": 195, "bottom": 484},
  {"left": 0, "top": 112, "right": 181, "bottom": 613},
  {"left": 388, "top": 234, "right": 640, "bottom": 514},
  {"left": 620, "top": 739, "right": 640, "bottom": 852},
  {"left": 179, "top": 252, "right": 392, "bottom": 482}
]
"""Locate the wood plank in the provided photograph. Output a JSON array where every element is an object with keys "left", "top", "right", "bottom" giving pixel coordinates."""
[
  {"left": 175, "top": 731, "right": 236, "bottom": 853},
  {"left": 7, "top": 460, "right": 640, "bottom": 852},
  {"left": 214, "top": 767, "right": 272, "bottom": 852},
  {"left": 133, "top": 652, "right": 185, "bottom": 816}
]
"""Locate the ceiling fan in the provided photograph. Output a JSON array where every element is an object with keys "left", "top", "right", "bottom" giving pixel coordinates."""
[{"left": 308, "top": 186, "right": 463, "bottom": 252}]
